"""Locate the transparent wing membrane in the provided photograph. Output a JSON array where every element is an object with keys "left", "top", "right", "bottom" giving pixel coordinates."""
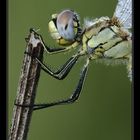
[{"left": 114, "top": 0, "right": 132, "bottom": 28}]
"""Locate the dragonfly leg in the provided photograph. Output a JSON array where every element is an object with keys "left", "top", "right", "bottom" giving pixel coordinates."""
[
  {"left": 15, "top": 59, "right": 89, "bottom": 110},
  {"left": 33, "top": 59, "right": 89, "bottom": 110},
  {"left": 36, "top": 52, "right": 81, "bottom": 80},
  {"left": 37, "top": 32, "right": 79, "bottom": 55},
  {"left": 25, "top": 28, "right": 78, "bottom": 54}
]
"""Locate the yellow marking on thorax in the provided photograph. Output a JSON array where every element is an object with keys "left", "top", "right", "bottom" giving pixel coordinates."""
[{"left": 82, "top": 34, "right": 89, "bottom": 52}]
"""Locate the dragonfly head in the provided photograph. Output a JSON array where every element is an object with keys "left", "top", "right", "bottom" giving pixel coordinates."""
[{"left": 48, "top": 10, "right": 81, "bottom": 46}]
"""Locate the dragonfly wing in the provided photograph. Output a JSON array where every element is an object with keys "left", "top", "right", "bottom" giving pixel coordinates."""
[{"left": 113, "top": 0, "right": 132, "bottom": 29}]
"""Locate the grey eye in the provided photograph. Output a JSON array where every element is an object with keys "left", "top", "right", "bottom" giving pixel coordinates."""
[{"left": 56, "top": 10, "right": 81, "bottom": 40}]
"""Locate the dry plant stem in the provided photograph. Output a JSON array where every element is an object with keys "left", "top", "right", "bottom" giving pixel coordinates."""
[{"left": 9, "top": 29, "right": 44, "bottom": 140}]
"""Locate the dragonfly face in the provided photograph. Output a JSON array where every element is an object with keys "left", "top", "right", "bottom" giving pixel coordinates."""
[{"left": 48, "top": 10, "right": 82, "bottom": 46}]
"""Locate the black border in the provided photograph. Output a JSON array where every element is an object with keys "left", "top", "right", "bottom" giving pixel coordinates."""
[
  {"left": 133, "top": 0, "right": 139, "bottom": 139},
  {"left": 0, "top": 0, "right": 7, "bottom": 139},
  {"left": 0, "top": 0, "right": 136, "bottom": 140}
]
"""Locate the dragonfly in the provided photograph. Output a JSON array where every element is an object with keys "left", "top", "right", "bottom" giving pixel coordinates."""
[{"left": 23, "top": 0, "right": 132, "bottom": 110}]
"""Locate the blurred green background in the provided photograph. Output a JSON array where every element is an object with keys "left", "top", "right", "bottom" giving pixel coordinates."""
[{"left": 8, "top": 0, "right": 132, "bottom": 140}]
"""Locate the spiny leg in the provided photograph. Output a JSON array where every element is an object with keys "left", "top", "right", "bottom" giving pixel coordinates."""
[
  {"left": 36, "top": 52, "right": 81, "bottom": 80},
  {"left": 29, "top": 28, "right": 80, "bottom": 54},
  {"left": 33, "top": 59, "right": 89, "bottom": 111},
  {"left": 27, "top": 28, "right": 82, "bottom": 80},
  {"left": 34, "top": 30, "right": 80, "bottom": 55},
  {"left": 15, "top": 52, "right": 85, "bottom": 109},
  {"left": 24, "top": 47, "right": 80, "bottom": 80},
  {"left": 14, "top": 59, "right": 89, "bottom": 110},
  {"left": 29, "top": 28, "right": 67, "bottom": 54}
]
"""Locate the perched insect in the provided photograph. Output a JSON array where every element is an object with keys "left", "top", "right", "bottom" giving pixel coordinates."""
[{"left": 27, "top": 0, "right": 132, "bottom": 110}]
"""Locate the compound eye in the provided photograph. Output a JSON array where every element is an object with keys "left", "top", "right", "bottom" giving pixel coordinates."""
[
  {"left": 56, "top": 10, "right": 81, "bottom": 41},
  {"left": 48, "top": 10, "right": 81, "bottom": 46}
]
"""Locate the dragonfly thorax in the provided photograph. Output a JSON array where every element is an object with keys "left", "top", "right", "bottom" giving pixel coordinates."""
[{"left": 81, "top": 17, "right": 131, "bottom": 60}]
